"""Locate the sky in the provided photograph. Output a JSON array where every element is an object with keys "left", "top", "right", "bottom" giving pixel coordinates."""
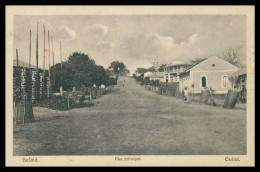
[{"left": 13, "top": 15, "right": 246, "bottom": 74}]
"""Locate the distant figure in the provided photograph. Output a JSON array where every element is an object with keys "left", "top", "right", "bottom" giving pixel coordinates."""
[
  {"left": 209, "top": 86, "right": 216, "bottom": 106},
  {"left": 240, "top": 84, "right": 247, "bottom": 103},
  {"left": 233, "top": 85, "right": 239, "bottom": 91},
  {"left": 183, "top": 87, "right": 190, "bottom": 103}
]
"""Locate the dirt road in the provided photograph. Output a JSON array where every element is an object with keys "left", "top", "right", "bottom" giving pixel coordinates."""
[{"left": 14, "top": 77, "right": 246, "bottom": 155}]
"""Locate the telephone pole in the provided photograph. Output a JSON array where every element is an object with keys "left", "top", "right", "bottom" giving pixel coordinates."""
[
  {"left": 36, "top": 23, "right": 38, "bottom": 71},
  {"left": 16, "top": 49, "right": 19, "bottom": 66},
  {"left": 43, "top": 24, "right": 46, "bottom": 72},
  {"left": 60, "top": 41, "right": 63, "bottom": 95},
  {"left": 51, "top": 36, "right": 55, "bottom": 88},
  {"left": 36, "top": 22, "right": 39, "bottom": 103},
  {"left": 48, "top": 30, "right": 51, "bottom": 96},
  {"left": 29, "top": 30, "right": 31, "bottom": 68},
  {"left": 60, "top": 41, "right": 62, "bottom": 68}
]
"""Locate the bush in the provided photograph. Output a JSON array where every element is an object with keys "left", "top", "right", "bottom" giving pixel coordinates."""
[
  {"left": 74, "top": 101, "right": 94, "bottom": 108},
  {"left": 38, "top": 97, "right": 51, "bottom": 107},
  {"left": 49, "top": 95, "right": 70, "bottom": 111}
]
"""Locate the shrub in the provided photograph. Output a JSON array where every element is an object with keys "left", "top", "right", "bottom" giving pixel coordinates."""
[
  {"left": 49, "top": 95, "right": 70, "bottom": 111},
  {"left": 38, "top": 97, "right": 51, "bottom": 107},
  {"left": 73, "top": 100, "right": 95, "bottom": 108},
  {"left": 84, "top": 101, "right": 95, "bottom": 107}
]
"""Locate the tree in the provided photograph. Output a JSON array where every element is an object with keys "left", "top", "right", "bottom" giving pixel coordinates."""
[
  {"left": 143, "top": 77, "right": 151, "bottom": 85},
  {"left": 189, "top": 57, "right": 207, "bottom": 65},
  {"left": 147, "top": 66, "right": 156, "bottom": 72},
  {"left": 68, "top": 52, "right": 97, "bottom": 87},
  {"left": 158, "top": 64, "right": 166, "bottom": 72},
  {"left": 108, "top": 61, "right": 129, "bottom": 77},
  {"left": 136, "top": 68, "right": 148, "bottom": 74},
  {"left": 122, "top": 68, "right": 130, "bottom": 76},
  {"left": 51, "top": 62, "right": 74, "bottom": 92},
  {"left": 91, "top": 65, "right": 110, "bottom": 86},
  {"left": 51, "top": 52, "right": 119, "bottom": 91},
  {"left": 221, "top": 47, "right": 242, "bottom": 67}
]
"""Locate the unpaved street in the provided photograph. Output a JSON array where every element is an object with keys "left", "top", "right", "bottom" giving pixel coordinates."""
[{"left": 14, "top": 77, "right": 246, "bottom": 155}]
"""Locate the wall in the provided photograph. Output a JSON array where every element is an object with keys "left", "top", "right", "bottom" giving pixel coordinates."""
[
  {"left": 179, "top": 72, "right": 190, "bottom": 91},
  {"left": 192, "top": 71, "right": 234, "bottom": 94},
  {"left": 164, "top": 65, "right": 189, "bottom": 83},
  {"left": 150, "top": 77, "right": 165, "bottom": 83},
  {"left": 179, "top": 56, "right": 238, "bottom": 94}
]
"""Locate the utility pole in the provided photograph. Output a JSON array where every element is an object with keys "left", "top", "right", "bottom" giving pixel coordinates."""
[
  {"left": 36, "top": 22, "right": 39, "bottom": 104},
  {"left": 48, "top": 30, "right": 51, "bottom": 97},
  {"left": 29, "top": 30, "right": 31, "bottom": 68},
  {"left": 48, "top": 30, "right": 50, "bottom": 76},
  {"left": 36, "top": 23, "right": 38, "bottom": 71},
  {"left": 60, "top": 41, "right": 63, "bottom": 96},
  {"left": 16, "top": 49, "right": 19, "bottom": 66},
  {"left": 60, "top": 41, "right": 62, "bottom": 94},
  {"left": 42, "top": 24, "right": 46, "bottom": 99},
  {"left": 60, "top": 41, "right": 62, "bottom": 68},
  {"left": 51, "top": 36, "right": 55, "bottom": 88},
  {"left": 43, "top": 24, "right": 46, "bottom": 72}
]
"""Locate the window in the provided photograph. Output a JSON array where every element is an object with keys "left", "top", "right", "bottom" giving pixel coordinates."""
[
  {"left": 223, "top": 76, "right": 228, "bottom": 88},
  {"left": 201, "top": 76, "right": 207, "bottom": 87}
]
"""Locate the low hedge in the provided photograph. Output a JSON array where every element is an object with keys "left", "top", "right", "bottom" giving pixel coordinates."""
[{"left": 49, "top": 95, "right": 70, "bottom": 111}]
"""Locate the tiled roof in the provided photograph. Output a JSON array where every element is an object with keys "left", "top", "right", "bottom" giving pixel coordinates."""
[
  {"left": 167, "top": 60, "right": 186, "bottom": 67},
  {"left": 229, "top": 68, "right": 247, "bottom": 78},
  {"left": 178, "top": 58, "right": 208, "bottom": 75},
  {"left": 150, "top": 72, "right": 164, "bottom": 78},
  {"left": 13, "top": 59, "right": 43, "bottom": 69}
]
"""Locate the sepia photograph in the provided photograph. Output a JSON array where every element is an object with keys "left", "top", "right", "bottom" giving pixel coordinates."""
[{"left": 6, "top": 6, "right": 255, "bottom": 166}]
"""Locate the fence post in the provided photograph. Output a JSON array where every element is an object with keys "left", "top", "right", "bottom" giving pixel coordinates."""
[
  {"left": 60, "top": 86, "right": 63, "bottom": 96},
  {"left": 67, "top": 94, "right": 70, "bottom": 109}
]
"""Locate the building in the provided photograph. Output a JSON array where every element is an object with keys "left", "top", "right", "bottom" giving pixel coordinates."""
[
  {"left": 164, "top": 60, "right": 190, "bottom": 83},
  {"left": 229, "top": 67, "right": 247, "bottom": 90},
  {"left": 135, "top": 69, "right": 143, "bottom": 77},
  {"left": 149, "top": 72, "right": 165, "bottom": 82},
  {"left": 13, "top": 59, "right": 37, "bottom": 68},
  {"left": 178, "top": 56, "right": 238, "bottom": 94},
  {"left": 144, "top": 72, "right": 153, "bottom": 78},
  {"left": 13, "top": 59, "right": 44, "bottom": 71}
]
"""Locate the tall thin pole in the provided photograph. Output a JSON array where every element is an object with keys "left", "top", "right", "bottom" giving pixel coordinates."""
[
  {"left": 60, "top": 41, "right": 62, "bottom": 68},
  {"left": 48, "top": 30, "right": 51, "bottom": 96},
  {"left": 29, "top": 30, "right": 31, "bottom": 68},
  {"left": 42, "top": 24, "right": 46, "bottom": 99},
  {"left": 51, "top": 36, "right": 55, "bottom": 87},
  {"left": 52, "top": 36, "right": 54, "bottom": 66},
  {"left": 36, "top": 22, "right": 39, "bottom": 104},
  {"left": 16, "top": 49, "right": 19, "bottom": 66},
  {"left": 36, "top": 23, "right": 38, "bottom": 71},
  {"left": 60, "top": 41, "right": 63, "bottom": 95},
  {"left": 48, "top": 30, "right": 50, "bottom": 76},
  {"left": 43, "top": 24, "right": 46, "bottom": 72}
]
